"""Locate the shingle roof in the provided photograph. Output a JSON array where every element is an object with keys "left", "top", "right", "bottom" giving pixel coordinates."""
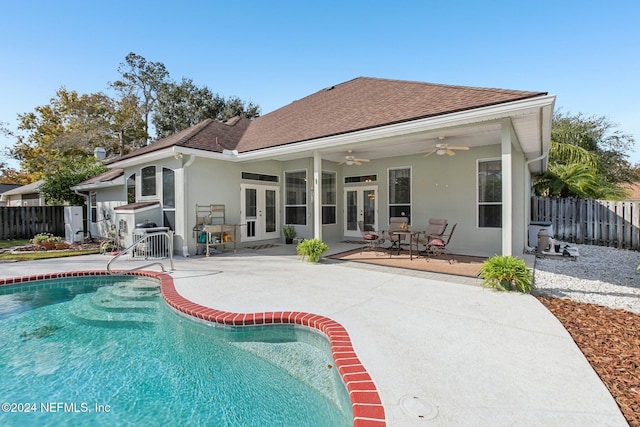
[
  {"left": 110, "top": 77, "right": 547, "bottom": 162},
  {"left": 235, "top": 77, "right": 546, "bottom": 152},
  {"left": 109, "top": 117, "right": 251, "bottom": 163},
  {"left": 1, "top": 180, "right": 44, "bottom": 196},
  {"left": 78, "top": 168, "right": 124, "bottom": 185}
]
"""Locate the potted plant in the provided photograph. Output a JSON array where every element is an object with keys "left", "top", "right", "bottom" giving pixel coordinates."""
[
  {"left": 283, "top": 225, "right": 296, "bottom": 244},
  {"left": 296, "top": 238, "right": 328, "bottom": 263},
  {"left": 479, "top": 255, "right": 533, "bottom": 293}
]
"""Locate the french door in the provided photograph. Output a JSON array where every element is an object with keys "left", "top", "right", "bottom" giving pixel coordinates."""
[
  {"left": 343, "top": 186, "right": 378, "bottom": 238},
  {"left": 241, "top": 184, "right": 280, "bottom": 241}
]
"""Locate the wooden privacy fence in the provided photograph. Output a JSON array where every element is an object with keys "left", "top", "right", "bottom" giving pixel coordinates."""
[
  {"left": 0, "top": 206, "right": 65, "bottom": 240},
  {"left": 531, "top": 196, "right": 640, "bottom": 250}
]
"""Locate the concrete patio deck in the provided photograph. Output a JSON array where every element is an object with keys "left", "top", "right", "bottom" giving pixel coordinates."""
[{"left": 0, "top": 243, "right": 627, "bottom": 426}]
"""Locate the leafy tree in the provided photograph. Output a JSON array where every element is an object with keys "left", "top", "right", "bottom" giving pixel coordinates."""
[
  {"left": 111, "top": 93, "right": 147, "bottom": 156},
  {"left": 153, "top": 78, "right": 225, "bottom": 138},
  {"left": 111, "top": 52, "right": 169, "bottom": 141},
  {"left": 0, "top": 168, "right": 31, "bottom": 185},
  {"left": 40, "top": 158, "right": 107, "bottom": 205},
  {"left": 551, "top": 112, "right": 638, "bottom": 184},
  {"left": 152, "top": 78, "right": 260, "bottom": 139},
  {"left": 534, "top": 112, "right": 638, "bottom": 200},
  {"left": 219, "top": 95, "right": 260, "bottom": 121},
  {"left": 10, "top": 88, "right": 119, "bottom": 179}
]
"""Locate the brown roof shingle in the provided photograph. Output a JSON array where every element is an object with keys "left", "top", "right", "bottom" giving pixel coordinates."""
[
  {"left": 110, "top": 77, "right": 547, "bottom": 162},
  {"left": 235, "top": 77, "right": 546, "bottom": 152},
  {"left": 109, "top": 117, "right": 251, "bottom": 163}
]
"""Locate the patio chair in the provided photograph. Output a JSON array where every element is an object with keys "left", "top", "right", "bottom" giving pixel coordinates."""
[
  {"left": 425, "top": 223, "right": 457, "bottom": 263},
  {"left": 382, "top": 217, "right": 409, "bottom": 253},
  {"left": 357, "top": 220, "right": 385, "bottom": 254},
  {"left": 414, "top": 218, "right": 448, "bottom": 254}
]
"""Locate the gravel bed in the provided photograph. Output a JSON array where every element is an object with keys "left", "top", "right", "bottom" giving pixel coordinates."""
[{"left": 534, "top": 244, "right": 640, "bottom": 314}]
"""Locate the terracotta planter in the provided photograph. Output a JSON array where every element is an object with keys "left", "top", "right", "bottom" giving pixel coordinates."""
[
  {"left": 55, "top": 243, "right": 69, "bottom": 250},
  {"left": 39, "top": 242, "right": 56, "bottom": 250}
]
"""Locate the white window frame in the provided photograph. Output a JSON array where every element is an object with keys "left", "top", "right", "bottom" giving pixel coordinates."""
[
  {"left": 477, "top": 157, "right": 502, "bottom": 228},
  {"left": 387, "top": 166, "right": 412, "bottom": 223},
  {"left": 162, "top": 167, "right": 176, "bottom": 230},
  {"left": 284, "top": 169, "right": 308, "bottom": 226},
  {"left": 322, "top": 170, "right": 337, "bottom": 225},
  {"left": 140, "top": 165, "right": 157, "bottom": 198}
]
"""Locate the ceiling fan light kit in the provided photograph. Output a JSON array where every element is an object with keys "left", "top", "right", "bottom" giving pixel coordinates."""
[
  {"left": 424, "top": 143, "right": 470, "bottom": 157},
  {"left": 340, "top": 150, "right": 370, "bottom": 166}
]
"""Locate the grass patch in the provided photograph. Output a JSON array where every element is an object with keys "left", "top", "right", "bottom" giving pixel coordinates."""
[
  {"left": 0, "top": 239, "right": 30, "bottom": 250},
  {"left": 0, "top": 249, "right": 100, "bottom": 261}
]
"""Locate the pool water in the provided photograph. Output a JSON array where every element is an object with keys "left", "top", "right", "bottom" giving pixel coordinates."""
[{"left": 0, "top": 277, "right": 351, "bottom": 426}]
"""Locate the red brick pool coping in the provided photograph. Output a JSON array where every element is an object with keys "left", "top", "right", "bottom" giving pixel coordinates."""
[{"left": 0, "top": 270, "right": 386, "bottom": 427}]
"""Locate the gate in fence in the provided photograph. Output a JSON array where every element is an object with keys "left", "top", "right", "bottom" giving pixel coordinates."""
[{"left": 531, "top": 196, "right": 640, "bottom": 250}]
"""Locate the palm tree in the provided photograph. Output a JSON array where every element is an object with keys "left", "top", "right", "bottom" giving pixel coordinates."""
[{"left": 534, "top": 140, "right": 628, "bottom": 200}]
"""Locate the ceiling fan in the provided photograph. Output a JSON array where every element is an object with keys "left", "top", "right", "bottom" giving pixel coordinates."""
[
  {"left": 424, "top": 143, "right": 470, "bottom": 157},
  {"left": 339, "top": 150, "right": 370, "bottom": 166}
]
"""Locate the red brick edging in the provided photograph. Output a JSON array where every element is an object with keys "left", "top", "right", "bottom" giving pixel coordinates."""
[{"left": 0, "top": 270, "right": 386, "bottom": 426}]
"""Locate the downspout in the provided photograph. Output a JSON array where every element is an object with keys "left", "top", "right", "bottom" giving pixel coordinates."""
[
  {"left": 524, "top": 151, "right": 548, "bottom": 252},
  {"left": 181, "top": 154, "right": 196, "bottom": 257}
]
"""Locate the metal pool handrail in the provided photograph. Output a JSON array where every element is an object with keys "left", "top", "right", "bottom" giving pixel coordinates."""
[{"left": 107, "top": 231, "right": 175, "bottom": 275}]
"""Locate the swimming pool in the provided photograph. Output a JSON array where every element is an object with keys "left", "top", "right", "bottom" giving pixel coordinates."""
[{"left": 0, "top": 272, "right": 360, "bottom": 426}]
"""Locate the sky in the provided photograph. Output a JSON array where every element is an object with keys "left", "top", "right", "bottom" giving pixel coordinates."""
[{"left": 1, "top": 0, "right": 639, "bottom": 170}]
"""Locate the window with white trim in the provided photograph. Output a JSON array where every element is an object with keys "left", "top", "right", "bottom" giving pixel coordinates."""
[
  {"left": 322, "top": 171, "right": 336, "bottom": 225},
  {"left": 127, "top": 173, "right": 136, "bottom": 203},
  {"left": 90, "top": 191, "right": 97, "bottom": 223},
  {"left": 478, "top": 159, "right": 502, "bottom": 228},
  {"left": 285, "top": 170, "right": 307, "bottom": 225},
  {"left": 162, "top": 167, "right": 175, "bottom": 230},
  {"left": 141, "top": 166, "right": 156, "bottom": 197},
  {"left": 388, "top": 167, "right": 411, "bottom": 223}
]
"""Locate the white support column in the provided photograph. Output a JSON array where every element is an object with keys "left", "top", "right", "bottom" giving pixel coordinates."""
[
  {"left": 178, "top": 155, "right": 195, "bottom": 257},
  {"left": 313, "top": 151, "right": 322, "bottom": 240},
  {"left": 501, "top": 119, "right": 513, "bottom": 256}
]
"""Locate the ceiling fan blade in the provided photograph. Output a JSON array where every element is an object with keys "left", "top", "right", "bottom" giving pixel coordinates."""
[
  {"left": 353, "top": 160, "right": 362, "bottom": 166},
  {"left": 448, "top": 146, "right": 469, "bottom": 151},
  {"left": 446, "top": 150, "right": 456, "bottom": 156},
  {"left": 354, "top": 158, "right": 370, "bottom": 163},
  {"left": 424, "top": 150, "right": 436, "bottom": 157}
]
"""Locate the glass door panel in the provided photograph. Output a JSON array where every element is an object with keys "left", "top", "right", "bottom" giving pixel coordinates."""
[
  {"left": 343, "top": 186, "right": 377, "bottom": 238},
  {"left": 241, "top": 184, "right": 279, "bottom": 241},
  {"left": 346, "top": 190, "right": 358, "bottom": 233},
  {"left": 265, "top": 189, "right": 276, "bottom": 233}
]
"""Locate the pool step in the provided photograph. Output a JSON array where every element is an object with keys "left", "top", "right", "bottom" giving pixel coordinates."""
[
  {"left": 90, "top": 288, "right": 159, "bottom": 312},
  {"left": 110, "top": 284, "right": 160, "bottom": 300},
  {"left": 68, "top": 284, "right": 160, "bottom": 327}
]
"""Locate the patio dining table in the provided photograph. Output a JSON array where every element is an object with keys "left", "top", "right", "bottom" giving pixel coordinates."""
[{"left": 390, "top": 230, "right": 417, "bottom": 260}]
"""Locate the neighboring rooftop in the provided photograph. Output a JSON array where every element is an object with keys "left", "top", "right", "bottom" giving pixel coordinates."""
[{"left": 1, "top": 180, "right": 44, "bottom": 196}]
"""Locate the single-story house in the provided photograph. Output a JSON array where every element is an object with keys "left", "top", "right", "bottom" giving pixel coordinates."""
[
  {"left": 72, "top": 77, "right": 556, "bottom": 258},
  {"left": 0, "top": 183, "right": 22, "bottom": 206},
  {"left": 1, "top": 180, "right": 46, "bottom": 206}
]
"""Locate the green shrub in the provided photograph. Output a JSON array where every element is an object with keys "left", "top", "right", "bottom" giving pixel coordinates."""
[
  {"left": 479, "top": 255, "right": 533, "bottom": 293},
  {"left": 296, "top": 238, "right": 328, "bottom": 263},
  {"left": 31, "top": 233, "right": 64, "bottom": 244}
]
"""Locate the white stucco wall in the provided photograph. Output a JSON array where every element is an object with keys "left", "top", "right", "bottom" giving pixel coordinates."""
[{"left": 97, "top": 134, "right": 532, "bottom": 258}]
